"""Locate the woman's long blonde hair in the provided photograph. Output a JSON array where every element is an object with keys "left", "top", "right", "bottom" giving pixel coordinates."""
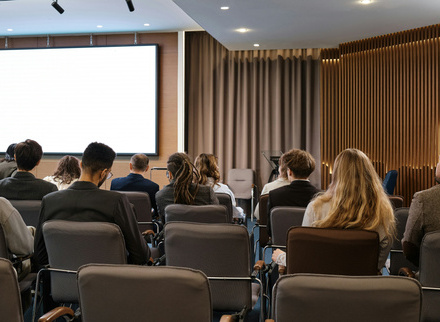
[{"left": 313, "top": 149, "right": 395, "bottom": 239}]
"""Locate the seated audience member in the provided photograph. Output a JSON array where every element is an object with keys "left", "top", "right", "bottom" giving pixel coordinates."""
[
  {"left": 254, "top": 153, "right": 290, "bottom": 220},
  {"left": 43, "top": 155, "right": 81, "bottom": 190},
  {"left": 0, "top": 139, "right": 57, "bottom": 200},
  {"left": 110, "top": 153, "right": 159, "bottom": 216},
  {"left": 402, "top": 156, "right": 440, "bottom": 267},
  {"left": 0, "top": 143, "right": 18, "bottom": 179},
  {"left": 272, "top": 149, "right": 396, "bottom": 271},
  {"left": 267, "top": 149, "right": 320, "bottom": 235},
  {"left": 195, "top": 153, "right": 245, "bottom": 220},
  {"left": 34, "top": 142, "right": 151, "bottom": 268},
  {"left": 155, "top": 152, "right": 219, "bottom": 223}
]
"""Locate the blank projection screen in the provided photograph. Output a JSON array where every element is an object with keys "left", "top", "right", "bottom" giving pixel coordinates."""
[{"left": 0, "top": 44, "right": 159, "bottom": 156}]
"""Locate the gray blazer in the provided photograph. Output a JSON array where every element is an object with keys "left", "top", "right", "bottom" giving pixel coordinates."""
[{"left": 0, "top": 171, "right": 57, "bottom": 200}]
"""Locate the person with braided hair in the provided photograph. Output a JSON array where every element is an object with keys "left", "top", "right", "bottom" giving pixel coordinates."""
[{"left": 156, "top": 152, "right": 219, "bottom": 223}]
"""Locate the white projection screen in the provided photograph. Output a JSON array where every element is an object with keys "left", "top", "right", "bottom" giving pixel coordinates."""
[{"left": 0, "top": 44, "right": 159, "bottom": 156}]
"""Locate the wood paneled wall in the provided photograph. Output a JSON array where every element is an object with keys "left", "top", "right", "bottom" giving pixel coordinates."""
[
  {"left": 321, "top": 24, "right": 440, "bottom": 206},
  {"left": 0, "top": 32, "right": 178, "bottom": 189}
]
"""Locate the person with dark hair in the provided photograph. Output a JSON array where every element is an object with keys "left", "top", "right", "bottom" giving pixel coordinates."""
[
  {"left": 155, "top": 152, "right": 219, "bottom": 222},
  {"left": 267, "top": 149, "right": 320, "bottom": 236},
  {"left": 43, "top": 155, "right": 81, "bottom": 190},
  {"left": 110, "top": 153, "right": 159, "bottom": 215},
  {"left": 34, "top": 142, "right": 151, "bottom": 268},
  {"left": 0, "top": 139, "right": 57, "bottom": 200},
  {"left": 195, "top": 153, "right": 245, "bottom": 220},
  {"left": 0, "top": 143, "right": 18, "bottom": 179}
]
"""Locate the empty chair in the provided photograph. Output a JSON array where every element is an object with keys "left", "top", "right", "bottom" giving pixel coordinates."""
[
  {"left": 389, "top": 195, "right": 404, "bottom": 209},
  {"left": 383, "top": 170, "right": 398, "bottom": 195},
  {"left": 165, "top": 204, "right": 229, "bottom": 224},
  {"left": 269, "top": 274, "right": 422, "bottom": 322},
  {"left": 77, "top": 264, "right": 212, "bottom": 322},
  {"left": 215, "top": 193, "right": 234, "bottom": 223},
  {"left": 286, "top": 227, "right": 379, "bottom": 275},
  {"left": 117, "top": 191, "right": 157, "bottom": 233},
  {"left": 9, "top": 200, "right": 41, "bottom": 228},
  {"left": 0, "top": 258, "right": 23, "bottom": 322},
  {"left": 33, "top": 220, "right": 128, "bottom": 320},
  {"left": 227, "top": 168, "right": 256, "bottom": 219},
  {"left": 388, "top": 208, "right": 417, "bottom": 275},
  {"left": 256, "top": 194, "right": 270, "bottom": 249},
  {"left": 164, "top": 222, "right": 265, "bottom": 321}
]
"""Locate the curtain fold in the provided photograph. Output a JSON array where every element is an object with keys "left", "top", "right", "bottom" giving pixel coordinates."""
[{"left": 186, "top": 32, "right": 321, "bottom": 189}]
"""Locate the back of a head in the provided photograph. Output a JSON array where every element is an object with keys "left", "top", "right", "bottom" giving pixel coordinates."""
[
  {"left": 53, "top": 155, "right": 81, "bottom": 184},
  {"left": 4, "top": 143, "right": 17, "bottom": 162},
  {"left": 15, "top": 139, "right": 42, "bottom": 171},
  {"left": 283, "top": 149, "right": 315, "bottom": 179},
  {"left": 195, "top": 153, "right": 220, "bottom": 185},
  {"left": 130, "top": 154, "right": 149, "bottom": 172},
  {"left": 167, "top": 152, "right": 199, "bottom": 204},
  {"left": 82, "top": 142, "right": 116, "bottom": 174},
  {"left": 278, "top": 153, "right": 288, "bottom": 179}
]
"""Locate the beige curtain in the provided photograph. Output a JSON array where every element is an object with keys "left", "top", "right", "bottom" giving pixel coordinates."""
[{"left": 185, "top": 31, "right": 321, "bottom": 189}]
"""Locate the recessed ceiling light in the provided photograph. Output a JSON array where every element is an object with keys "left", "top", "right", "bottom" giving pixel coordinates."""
[
  {"left": 253, "top": 44, "right": 260, "bottom": 47},
  {"left": 97, "top": 25, "right": 103, "bottom": 28},
  {"left": 236, "top": 28, "right": 249, "bottom": 33},
  {"left": 7, "top": 28, "right": 13, "bottom": 32},
  {"left": 144, "top": 23, "right": 150, "bottom": 27},
  {"left": 360, "top": 0, "right": 372, "bottom": 4},
  {"left": 221, "top": 6, "right": 229, "bottom": 10}
]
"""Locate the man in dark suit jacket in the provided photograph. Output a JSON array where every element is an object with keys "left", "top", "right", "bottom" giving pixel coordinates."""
[
  {"left": 34, "top": 142, "right": 150, "bottom": 268},
  {"left": 267, "top": 149, "right": 320, "bottom": 236},
  {"left": 110, "top": 153, "right": 159, "bottom": 216},
  {"left": 0, "top": 139, "right": 57, "bottom": 200}
]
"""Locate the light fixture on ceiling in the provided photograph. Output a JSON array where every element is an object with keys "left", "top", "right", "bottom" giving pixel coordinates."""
[
  {"left": 236, "top": 28, "right": 249, "bottom": 33},
  {"left": 144, "top": 23, "right": 150, "bottom": 27},
  {"left": 51, "top": 0, "right": 64, "bottom": 14},
  {"left": 97, "top": 25, "right": 103, "bottom": 28},
  {"left": 125, "top": 0, "right": 135, "bottom": 12},
  {"left": 360, "top": 0, "right": 372, "bottom": 4},
  {"left": 7, "top": 28, "right": 13, "bottom": 32},
  {"left": 253, "top": 44, "right": 260, "bottom": 47},
  {"left": 221, "top": 6, "right": 229, "bottom": 10}
]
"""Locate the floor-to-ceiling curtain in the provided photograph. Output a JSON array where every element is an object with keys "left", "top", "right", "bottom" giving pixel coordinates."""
[{"left": 185, "top": 31, "right": 321, "bottom": 189}]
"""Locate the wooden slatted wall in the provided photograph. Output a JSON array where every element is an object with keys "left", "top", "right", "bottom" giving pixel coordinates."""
[{"left": 321, "top": 24, "right": 440, "bottom": 206}]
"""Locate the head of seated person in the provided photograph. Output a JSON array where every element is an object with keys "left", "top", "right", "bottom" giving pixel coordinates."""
[
  {"left": 282, "top": 148, "right": 316, "bottom": 182},
  {"left": 80, "top": 142, "right": 116, "bottom": 187},
  {"left": 15, "top": 139, "right": 43, "bottom": 172},
  {"left": 130, "top": 153, "right": 149, "bottom": 175},
  {"left": 194, "top": 153, "right": 220, "bottom": 187},
  {"left": 1, "top": 143, "right": 16, "bottom": 163},
  {"left": 166, "top": 152, "right": 200, "bottom": 204},
  {"left": 51, "top": 155, "right": 81, "bottom": 185}
]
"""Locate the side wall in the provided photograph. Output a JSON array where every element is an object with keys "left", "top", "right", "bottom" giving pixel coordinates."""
[{"left": 0, "top": 33, "right": 178, "bottom": 189}]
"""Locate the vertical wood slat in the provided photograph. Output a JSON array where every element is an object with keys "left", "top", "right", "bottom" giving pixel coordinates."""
[{"left": 321, "top": 24, "right": 440, "bottom": 206}]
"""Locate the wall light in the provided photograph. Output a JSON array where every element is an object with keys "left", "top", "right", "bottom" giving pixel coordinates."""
[{"left": 51, "top": 0, "right": 64, "bottom": 14}]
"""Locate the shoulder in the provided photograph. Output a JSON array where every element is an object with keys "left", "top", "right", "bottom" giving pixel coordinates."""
[{"left": 414, "top": 185, "right": 440, "bottom": 201}]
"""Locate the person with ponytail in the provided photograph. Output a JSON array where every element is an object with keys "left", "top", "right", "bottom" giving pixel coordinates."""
[
  {"left": 272, "top": 149, "right": 396, "bottom": 271},
  {"left": 156, "top": 152, "right": 219, "bottom": 222}
]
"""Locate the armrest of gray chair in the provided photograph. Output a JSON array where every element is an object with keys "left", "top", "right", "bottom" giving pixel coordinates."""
[
  {"left": 38, "top": 306, "right": 75, "bottom": 322},
  {"left": 398, "top": 267, "right": 416, "bottom": 278}
]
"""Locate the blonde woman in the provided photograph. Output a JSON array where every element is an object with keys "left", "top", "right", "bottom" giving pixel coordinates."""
[{"left": 273, "top": 148, "right": 396, "bottom": 271}]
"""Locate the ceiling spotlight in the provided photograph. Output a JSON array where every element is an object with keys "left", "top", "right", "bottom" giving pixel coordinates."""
[
  {"left": 237, "top": 28, "right": 248, "bottom": 33},
  {"left": 51, "top": 0, "right": 64, "bottom": 14},
  {"left": 360, "top": 0, "right": 372, "bottom": 4},
  {"left": 125, "top": 0, "right": 135, "bottom": 12},
  {"left": 253, "top": 44, "right": 260, "bottom": 47},
  {"left": 221, "top": 6, "right": 229, "bottom": 10}
]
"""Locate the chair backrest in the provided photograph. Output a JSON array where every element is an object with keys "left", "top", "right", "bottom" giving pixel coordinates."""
[
  {"left": 388, "top": 195, "right": 404, "bottom": 209},
  {"left": 389, "top": 208, "right": 417, "bottom": 275},
  {"left": 286, "top": 227, "right": 379, "bottom": 275},
  {"left": 383, "top": 170, "right": 398, "bottom": 195},
  {"left": 117, "top": 191, "right": 153, "bottom": 232},
  {"left": 258, "top": 194, "right": 270, "bottom": 247},
  {"left": 9, "top": 200, "right": 41, "bottom": 228},
  {"left": 270, "top": 207, "right": 306, "bottom": 246},
  {"left": 0, "top": 225, "right": 9, "bottom": 259},
  {"left": 215, "top": 193, "right": 233, "bottom": 222},
  {"left": 78, "top": 264, "right": 212, "bottom": 322},
  {"left": 227, "top": 169, "right": 254, "bottom": 199},
  {"left": 164, "top": 222, "right": 251, "bottom": 312},
  {"left": 271, "top": 274, "right": 422, "bottom": 322},
  {"left": 0, "top": 258, "right": 23, "bottom": 322},
  {"left": 165, "top": 204, "right": 229, "bottom": 224},
  {"left": 43, "top": 220, "right": 127, "bottom": 303}
]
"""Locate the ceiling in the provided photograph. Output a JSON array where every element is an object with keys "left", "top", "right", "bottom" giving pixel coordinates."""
[{"left": 0, "top": 0, "right": 439, "bottom": 50}]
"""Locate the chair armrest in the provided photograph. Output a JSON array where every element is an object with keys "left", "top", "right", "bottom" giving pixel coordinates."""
[
  {"left": 38, "top": 307, "right": 75, "bottom": 322},
  {"left": 398, "top": 267, "right": 416, "bottom": 278},
  {"left": 220, "top": 315, "right": 237, "bottom": 322}
]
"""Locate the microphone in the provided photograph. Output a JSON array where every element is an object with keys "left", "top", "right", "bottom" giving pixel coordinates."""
[{"left": 126, "top": 0, "right": 135, "bottom": 12}]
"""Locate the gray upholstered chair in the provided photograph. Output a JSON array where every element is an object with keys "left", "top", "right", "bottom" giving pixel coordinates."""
[
  {"left": 164, "top": 204, "right": 229, "bottom": 224},
  {"left": 77, "top": 264, "right": 212, "bottom": 322},
  {"left": 117, "top": 191, "right": 158, "bottom": 233},
  {"left": 227, "top": 168, "right": 257, "bottom": 220},
  {"left": 388, "top": 207, "right": 417, "bottom": 275},
  {"left": 268, "top": 274, "right": 422, "bottom": 322},
  {"left": 9, "top": 200, "right": 42, "bottom": 228},
  {"left": 215, "top": 193, "right": 234, "bottom": 223},
  {"left": 164, "top": 222, "right": 265, "bottom": 322},
  {"left": 33, "top": 220, "right": 127, "bottom": 321},
  {"left": 0, "top": 258, "right": 23, "bottom": 322},
  {"left": 285, "top": 227, "right": 379, "bottom": 275}
]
